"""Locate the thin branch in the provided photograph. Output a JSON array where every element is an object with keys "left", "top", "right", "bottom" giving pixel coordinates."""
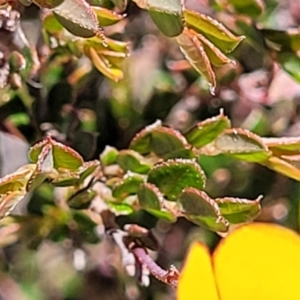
[{"left": 132, "top": 247, "right": 179, "bottom": 288}]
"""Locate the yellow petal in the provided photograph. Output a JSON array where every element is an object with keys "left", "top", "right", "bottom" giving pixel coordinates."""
[
  {"left": 213, "top": 222, "right": 300, "bottom": 300},
  {"left": 177, "top": 242, "right": 219, "bottom": 300}
]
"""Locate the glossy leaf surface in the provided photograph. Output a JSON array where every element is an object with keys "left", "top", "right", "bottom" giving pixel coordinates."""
[
  {"left": 215, "top": 196, "right": 262, "bottom": 224},
  {"left": 148, "top": 159, "right": 206, "bottom": 201},
  {"left": 184, "top": 9, "right": 245, "bottom": 53},
  {"left": 112, "top": 175, "right": 144, "bottom": 199},
  {"left": 29, "top": 135, "right": 84, "bottom": 171},
  {"left": 178, "top": 187, "right": 228, "bottom": 232},
  {"left": 185, "top": 112, "right": 231, "bottom": 148},
  {"left": 211, "top": 128, "right": 271, "bottom": 162},
  {"left": 53, "top": 0, "right": 101, "bottom": 38},
  {"left": 137, "top": 182, "right": 162, "bottom": 210},
  {"left": 117, "top": 150, "right": 152, "bottom": 174},
  {"left": 177, "top": 29, "right": 216, "bottom": 91}
]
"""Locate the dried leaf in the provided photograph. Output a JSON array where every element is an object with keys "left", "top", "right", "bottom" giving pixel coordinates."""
[{"left": 177, "top": 29, "right": 216, "bottom": 93}]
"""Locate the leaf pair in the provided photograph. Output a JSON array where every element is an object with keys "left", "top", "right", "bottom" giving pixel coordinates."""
[
  {"left": 177, "top": 10, "right": 244, "bottom": 92},
  {"left": 42, "top": 1, "right": 129, "bottom": 81},
  {"left": 138, "top": 159, "right": 261, "bottom": 232},
  {"left": 29, "top": 135, "right": 100, "bottom": 187},
  {"left": 184, "top": 112, "right": 300, "bottom": 181},
  {"left": 132, "top": 0, "right": 244, "bottom": 90}
]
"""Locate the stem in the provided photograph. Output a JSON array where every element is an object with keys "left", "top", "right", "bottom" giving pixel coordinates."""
[{"left": 132, "top": 247, "right": 179, "bottom": 288}]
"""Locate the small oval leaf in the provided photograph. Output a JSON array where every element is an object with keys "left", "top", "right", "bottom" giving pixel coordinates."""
[
  {"left": 205, "top": 128, "right": 271, "bottom": 162},
  {"left": 136, "top": 0, "right": 184, "bottom": 37},
  {"left": 185, "top": 111, "right": 231, "bottom": 148},
  {"left": 177, "top": 29, "right": 216, "bottom": 92},
  {"left": 100, "top": 146, "right": 119, "bottom": 166},
  {"left": 29, "top": 135, "right": 84, "bottom": 171},
  {"left": 68, "top": 189, "right": 96, "bottom": 209},
  {"left": 112, "top": 175, "right": 144, "bottom": 199},
  {"left": 184, "top": 9, "right": 245, "bottom": 53},
  {"left": 117, "top": 150, "right": 152, "bottom": 174},
  {"left": 215, "top": 196, "right": 262, "bottom": 224},
  {"left": 178, "top": 187, "right": 229, "bottom": 232},
  {"left": 53, "top": 0, "right": 101, "bottom": 38},
  {"left": 137, "top": 182, "right": 162, "bottom": 210},
  {"left": 148, "top": 159, "right": 206, "bottom": 201},
  {"left": 93, "top": 6, "right": 125, "bottom": 26},
  {"left": 130, "top": 120, "right": 162, "bottom": 155}
]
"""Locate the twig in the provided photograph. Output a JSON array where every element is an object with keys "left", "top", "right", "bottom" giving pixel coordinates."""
[{"left": 132, "top": 247, "right": 179, "bottom": 288}]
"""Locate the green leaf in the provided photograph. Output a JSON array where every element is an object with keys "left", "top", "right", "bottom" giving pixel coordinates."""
[
  {"left": 198, "top": 33, "right": 234, "bottom": 66},
  {"left": 207, "top": 128, "right": 271, "bottom": 162},
  {"left": 178, "top": 187, "right": 229, "bottom": 232},
  {"left": 151, "top": 127, "right": 193, "bottom": 159},
  {"left": 215, "top": 196, "right": 262, "bottom": 224},
  {"left": 43, "top": 14, "right": 64, "bottom": 34},
  {"left": 226, "top": 0, "right": 264, "bottom": 17},
  {"left": 29, "top": 135, "right": 84, "bottom": 171},
  {"left": 53, "top": 0, "right": 102, "bottom": 38},
  {"left": 68, "top": 189, "right": 96, "bottom": 209},
  {"left": 130, "top": 121, "right": 194, "bottom": 159},
  {"left": 117, "top": 150, "right": 152, "bottom": 174},
  {"left": 176, "top": 29, "right": 216, "bottom": 93},
  {"left": 262, "top": 137, "right": 300, "bottom": 156},
  {"left": 137, "top": 184, "right": 177, "bottom": 222},
  {"left": 100, "top": 146, "right": 119, "bottom": 166},
  {"left": 52, "top": 161, "right": 99, "bottom": 187},
  {"left": 107, "top": 201, "right": 134, "bottom": 215},
  {"left": 184, "top": 9, "right": 245, "bottom": 53},
  {"left": 145, "top": 208, "right": 177, "bottom": 222},
  {"left": 112, "top": 175, "right": 144, "bottom": 199},
  {"left": 137, "top": 182, "right": 162, "bottom": 210},
  {"left": 148, "top": 159, "right": 206, "bottom": 201},
  {"left": 84, "top": 46, "right": 124, "bottom": 81},
  {"left": 93, "top": 6, "right": 125, "bottom": 26},
  {"left": 88, "top": 36, "right": 129, "bottom": 53},
  {"left": 133, "top": 0, "right": 183, "bottom": 37},
  {"left": 261, "top": 156, "right": 300, "bottom": 181},
  {"left": 148, "top": 10, "right": 184, "bottom": 37},
  {"left": 130, "top": 120, "right": 162, "bottom": 155},
  {"left": 77, "top": 160, "right": 100, "bottom": 184},
  {"left": 277, "top": 52, "right": 300, "bottom": 83},
  {"left": 261, "top": 29, "right": 300, "bottom": 52},
  {"left": 51, "top": 172, "right": 80, "bottom": 187},
  {"left": 185, "top": 111, "right": 231, "bottom": 148}
]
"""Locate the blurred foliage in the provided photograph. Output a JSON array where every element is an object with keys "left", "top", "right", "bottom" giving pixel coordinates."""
[{"left": 0, "top": 0, "right": 300, "bottom": 299}]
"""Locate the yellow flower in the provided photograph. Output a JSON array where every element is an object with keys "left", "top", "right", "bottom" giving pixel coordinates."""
[{"left": 177, "top": 223, "right": 300, "bottom": 300}]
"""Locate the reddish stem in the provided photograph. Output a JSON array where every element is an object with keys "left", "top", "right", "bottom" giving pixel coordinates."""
[{"left": 132, "top": 247, "right": 179, "bottom": 288}]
